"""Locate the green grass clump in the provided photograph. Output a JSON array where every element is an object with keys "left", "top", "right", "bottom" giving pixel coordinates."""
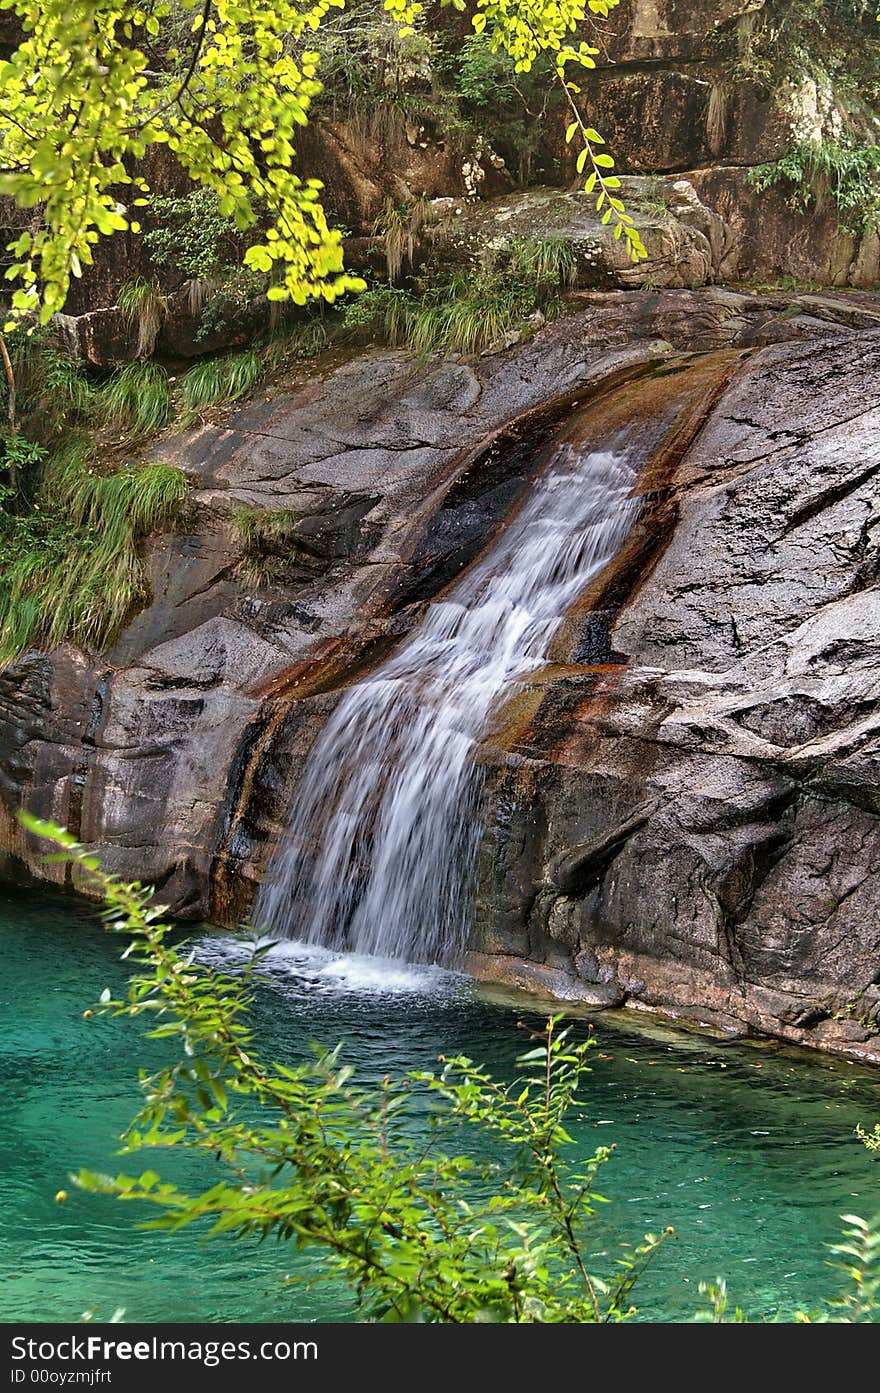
[
  {"left": 408, "top": 273, "right": 535, "bottom": 356},
  {"left": 344, "top": 277, "right": 520, "bottom": 356},
  {"left": 373, "top": 195, "right": 438, "bottom": 284},
  {"left": 181, "top": 350, "right": 263, "bottom": 417},
  {"left": 99, "top": 360, "right": 172, "bottom": 439},
  {"left": 6, "top": 335, "right": 96, "bottom": 437},
  {"left": 630, "top": 180, "right": 674, "bottom": 220},
  {"left": 117, "top": 277, "right": 169, "bottom": 359},
  {"left": 231, "top": 506, "right": 308, "bottom": 587},
  {"left": 281, "top": 320, "right": 330, "bottom": 360},
  {"left": 0, "top": 446, "right": 188, "bottom": 665},
  {"left": 343, "top": 235, "right": 578, "bottom": 358},
  {"left": 39, "top": 349, "right": 96, "bottom": 420},
  {"left": 343, "top": 285, "right": 413, "bottom": 347},
  {"left": 344, "top": 265, "right": 564, "bottom": 358},
  {"left": 504, "top": 235, "right": 578, "bottom": 287}
]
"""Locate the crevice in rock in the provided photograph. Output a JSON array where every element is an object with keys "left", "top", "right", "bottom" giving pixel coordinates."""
[
  {"left": 544, "top": 798, "right": 660, "bottom": 895},
  {"left": 777, "top": 459, "right": 880, "bottom": 539},
  {"left": 65, "top": 672, "right": 113, "bottom": 877}
]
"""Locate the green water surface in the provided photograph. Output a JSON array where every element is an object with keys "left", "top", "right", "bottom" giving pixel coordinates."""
[{"left": 1, "top": 886, "right": 877, "bottom": 1323}]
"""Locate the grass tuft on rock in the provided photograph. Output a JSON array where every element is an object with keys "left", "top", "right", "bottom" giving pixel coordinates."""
[
  {"left": 181, "top": 350, "right": 263, "bottom": 418},
  {"left": 231, "top": 506, "right": 309, "bottom": 587},
  {"left": 504, "top": 235, "right": 578, "bottom": 288},
  {"left": 343, "top": 236, "right": 578, "bottom": 358},
  {"left": 117, "top": 277, "right": 169, "bottom": 359},
  {"left": 0, "top": 442, "right": 188, "bottom": 665},
  {"left": 99, "top": 360, "right": 172, "bottom": 439}
]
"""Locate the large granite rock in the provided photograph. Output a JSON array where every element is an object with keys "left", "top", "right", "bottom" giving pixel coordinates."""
[
  {"left": 422, "top": 182, "right": 724, "bottom": 292},
  {"left": 471, "top": 323, "right": 880, "bottom": 1064},
  {"left": 546, "top": 0, "right": 788, "bottom": 178},
  {"left": 0, "top": 286, "right": 877, "bottom": 1063}
]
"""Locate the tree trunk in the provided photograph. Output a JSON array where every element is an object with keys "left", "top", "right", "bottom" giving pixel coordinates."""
[{"left": 0, "top": 332, "right": 16, "bottom": 436}]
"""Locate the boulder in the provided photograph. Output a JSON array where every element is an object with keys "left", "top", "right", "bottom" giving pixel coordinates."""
[
  {"left": 54, "top": 307, "right": 139, "bottom": 368},
  {"left": 422, "top": 182, "right": 721, "bottom": 291}
]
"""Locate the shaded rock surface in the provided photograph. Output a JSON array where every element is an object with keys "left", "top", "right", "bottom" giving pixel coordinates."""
[
  {"left": 426, "top": 177, "right": 880, "bottom": 297},
  {"left": 0, "top": 286, "right": 878, "bottom": 1064}
]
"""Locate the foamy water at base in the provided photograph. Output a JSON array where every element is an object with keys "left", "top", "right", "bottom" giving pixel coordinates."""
[{"left": 197, "top": 934, "right": 467, "bottom": 1000}]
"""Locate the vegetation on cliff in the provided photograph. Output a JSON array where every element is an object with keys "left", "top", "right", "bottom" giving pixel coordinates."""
[
  {"left": 0, "top": 0, "right": 644, "bottom": 333},
  {"left": 718, "top": 0, "right": 880, "bottom": 103},
  {"left": 342, "top": 234, "right": 576, "bottom": 354},
  {"left": 0, "top": 439, "right": 186, "bottom": 663},
  {"left": 722, "top": 0, "right": 880, "bottom": 234},
  {"left": 748, "top": 138, "right": 880, "bottom": 237},
  {"left": 1, "top": 1, "right": 880, "bottom": 664}
]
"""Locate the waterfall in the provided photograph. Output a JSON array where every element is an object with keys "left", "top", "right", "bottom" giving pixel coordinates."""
[{"left": 254, "top": 440, "right": 639, "bottom": 965}]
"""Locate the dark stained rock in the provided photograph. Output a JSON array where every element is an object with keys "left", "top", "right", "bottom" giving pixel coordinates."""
[
  {"left": 546, "top": 801, "right": 658, "bottom": 894},
  {"left": 54, "top": 307, "right": 139, "bottom": 368},
  {"left": 685, "top": 165, "right": 880, "bottom": 287},
  {"left": 0, "top": 11, "right": 21, "bottom": 58},
  {"left": 553, "top": 72, "right": 787, "bottom": 179},
  {"left": 155, "top": 285, "right": 270, "bottom": 360},
  {"left": 297, "top": 118, "right": 483, "bottom": 234},
  {"left": 601, "top": 0, "right": 756, "bottom": 65},
  {"left": 558, "top": 71, "right": 718, "bottom": 175}
]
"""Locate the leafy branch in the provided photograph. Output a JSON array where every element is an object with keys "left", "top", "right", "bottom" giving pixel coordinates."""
[
  {"left": 386, "top": 0, "right": 647, "bottom": 259},
  {"left": 1, "top": 0, "right": 646, "bottom": 327},
  {"left": 20, "top": 812, "right": 668, "bottom": 1324}
]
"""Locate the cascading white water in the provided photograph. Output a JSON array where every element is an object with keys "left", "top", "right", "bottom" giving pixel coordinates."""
[{"left": 254, "top": 441, "right": 639, "bottom": 965}]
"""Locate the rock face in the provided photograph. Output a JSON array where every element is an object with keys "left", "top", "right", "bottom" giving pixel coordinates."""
[
  {"left": 471, "top": 322, "right": 880, "bottom": 1064},
  {"left": 423, "top": 182, "right": 724, "bottom": 292},
  {"left": 0, "top": 287, "right": 878, "bottom": 1064},
  {"left": 559, "top": 0, "right": 788, "bottom": 175},
  {"left": 427, "top": 173, "right": 880, "bottom": 294},
  {"left": 684, "top": 167, "right": 880, "bottom": 288}
]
